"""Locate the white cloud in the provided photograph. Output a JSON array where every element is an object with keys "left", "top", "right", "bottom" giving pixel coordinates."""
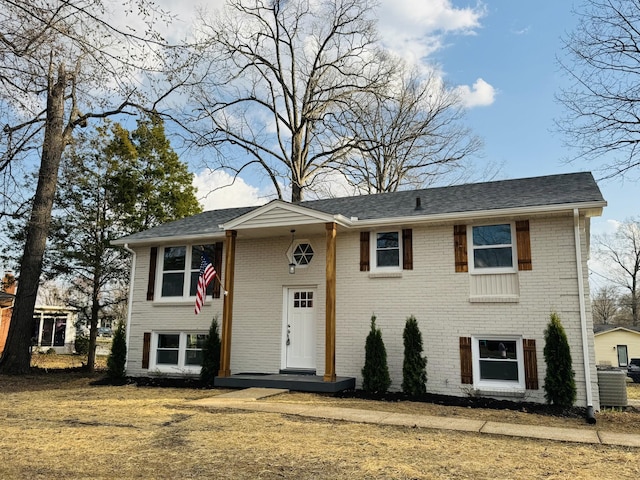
[
  {"left": 455, "top": 78, "right": 496, "bottom": 108},
  {"left": 590, "top": 218, "right": 621, "bottom": 237},
  {"left": 378, "top": 0, "right": 486, "bottom": 60},
  {"left": 193, "top": 170, "right": 273, "bottom": 210}
]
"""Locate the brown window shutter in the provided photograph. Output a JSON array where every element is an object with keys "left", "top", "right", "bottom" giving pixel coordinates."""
[
  {"left": 146, "top": 247, "right": 158, "bottom": 301},
  {"left": 360, "top": 232, "right": 370, "bottom": 271},
  {"left": 142, "top": 332, "right": 151, "bottom": 369},
  {"left": 523, "top": 338, "right": 539, "bottom": 390},
  {"left": 212, "top": 242, "right": 223, "bottom": 298},
  {"left": 454, "top": 225, "right": 468, "bottom": 272},
  {"left": 402, "top": 229, "right": 413, "bottom": 270},
  {"left": 459, "top": 337, "right": 473, "bottom": 384},
  {"left": 516, "top": 220, "right": 532, "bottom": 271}
]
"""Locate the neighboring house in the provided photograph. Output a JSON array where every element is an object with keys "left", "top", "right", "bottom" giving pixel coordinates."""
[
  {"left": 31, "top": 306, "right": 78, "bottom": 354},
  {"left": 0, "top": 270, "right": 79, "bottom": 356},
  {"left": 113, "top": 172, "right": 606, "bottom": 410},
  {"left": 0, "top": 272, "right": 16, "bottom": 356},
  {"left": 594, "top": 325, "right": 640, "bottom": 368}
]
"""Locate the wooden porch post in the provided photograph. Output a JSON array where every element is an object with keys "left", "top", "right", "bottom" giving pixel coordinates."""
[
  {"left": 324, "top": 222, "right": 337, "bottom": 382},
  {"left": 218, "top": 230, "right": 237, "bottom": 377}
]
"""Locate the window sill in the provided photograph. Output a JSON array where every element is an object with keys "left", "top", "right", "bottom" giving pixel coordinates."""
[
  {"left": 469, "top": 269, "right": 517, "bottom": 276},
  {"left": 469, "top": 295, "right": 519, "bottom": 303},
  {"left": 368, "top": 271, "right": 403, "bottom": 279},
  {"left": 152, "top": 300, "right": 214, "bottom": 307},
  {"left": 149, "top": 366, "right": 202, "bottom": 375},
  {"left": 473, "top": 387, "right": 526, "bottom": 398}
]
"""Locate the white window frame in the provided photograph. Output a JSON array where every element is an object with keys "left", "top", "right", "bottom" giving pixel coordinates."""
[
  {"left": 287, "top": 239, "right": 314, "bottom": 269},
  {"left": 370, "top": 230, "right": 402, "bottom": 272},
  {"left": 156, "top": 244, "right": 215, "bottom": 302},
  {"left": 468, "top": 223, "right": 517, "bottom": 274},
  {"left": 150, "top": 331, "right": 207, "bottom": 374},
  {"left": 471, "top": 335, "right": 525, "bottom": 391}
]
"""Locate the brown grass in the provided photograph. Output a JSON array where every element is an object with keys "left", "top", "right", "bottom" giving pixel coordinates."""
[{"left": 0, "top": 355, "right": 638, "bottom": 479}]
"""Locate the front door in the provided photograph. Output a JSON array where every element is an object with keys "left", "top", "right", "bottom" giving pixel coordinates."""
[{"left": 284, "top": 288, "right": 316, "bottom": 370}]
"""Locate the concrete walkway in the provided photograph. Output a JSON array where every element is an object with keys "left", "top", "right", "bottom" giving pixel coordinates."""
[{"left": 190, "top": 388, "right": 640, "bottom": 448}]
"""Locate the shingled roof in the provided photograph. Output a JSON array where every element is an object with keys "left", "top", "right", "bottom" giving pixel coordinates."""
[
  {"left": 113, "top": 172, "right": 605, "bottom": 245},
  {"left": 301, "top": 171, "right": 605, "bottom": 220}
]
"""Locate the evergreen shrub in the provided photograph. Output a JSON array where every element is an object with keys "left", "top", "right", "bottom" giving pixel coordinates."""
[
  {"left": 543, "top": 312, "right": 577, "bottom": 408},
  {"left": 200, "top": 316, "right": 221, "bottom": 387},
  {"left": 361, "top": 315, "right": 391, "bottom": 394},
  {"left": 107, "top": 323, "right": 127, "bottom": 379},
  {"left": 402, "top": 315, "right": 427, "bottom": 396},
  {"left": 75, "top": 334, "right": 89, "bottom": 355}
]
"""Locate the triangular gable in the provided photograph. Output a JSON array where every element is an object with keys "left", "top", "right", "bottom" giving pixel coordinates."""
[
  {"left": 594, "top": 326, "right": 640, "bottom": 337},
  {"left": 220, "top": 200, "right": 350, "bottom": 231}
]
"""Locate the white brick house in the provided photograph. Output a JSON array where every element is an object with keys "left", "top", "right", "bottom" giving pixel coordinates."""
[{"left": 113, "top": 172, "right": 606, "bottom": 410}]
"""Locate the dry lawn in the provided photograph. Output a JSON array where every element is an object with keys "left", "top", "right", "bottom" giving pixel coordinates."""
[{"left": 0, "top": 354, "right": 638, "bottom": 479}]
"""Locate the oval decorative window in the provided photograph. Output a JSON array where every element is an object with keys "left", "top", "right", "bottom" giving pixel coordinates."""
[{"left": 293, "top": 242, "right": 314, "bottom": 266}]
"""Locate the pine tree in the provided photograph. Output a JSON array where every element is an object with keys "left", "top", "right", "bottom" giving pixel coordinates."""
[
  {"left": 402, "top": 315, "right": 427, "bottom": 396},
  {"left": 105, "top": 114, "right": 202, "bottom": 234},
  {"left": 200, "top": 316, "right": 222, "bottom": 387},
  {"left": 107, "top": 323, "right": 127, "bottom": 380},
  {"left": 543, "top": 312, "right": 577, "bottom": 408},
  {"left": 361, "top": 315, "right": 391, "bottom": 394}
]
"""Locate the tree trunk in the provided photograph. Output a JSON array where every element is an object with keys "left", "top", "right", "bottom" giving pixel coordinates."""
[
  {"left": 0, "top": 64, "right": 67, "bottom": 374},
  {"left": 87, "top": 274, "right": 101, "bottom": 372},
  {"left": 291, "top": 182, "right": 303, "bottom": 203}
]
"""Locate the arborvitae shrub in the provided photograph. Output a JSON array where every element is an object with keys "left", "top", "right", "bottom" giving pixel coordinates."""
[
  {"left": 543, "top": 312, "right": 577, "bottom": 408},
  {"left": 402, "top": 315, "right": 427, "bottom": 396},
  {"left": 200, "top": 316, "right": 221, "bottom": 387},
  {"left": 107, "top": 323, "right": 127, "bottom": 379},
  {"left": 361, "top": 315, "right": 391, "bottom": 394},
  {"left": 75, "top": 334, "right": 89, "bottom": 355}
]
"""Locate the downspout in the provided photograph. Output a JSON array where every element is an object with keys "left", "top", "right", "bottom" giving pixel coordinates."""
[
  {"left": 573, "top": 209, "right": 596, "bottom": 424},
  {"left": 122, "top": 243, "right": 136, "bottom": 372}
]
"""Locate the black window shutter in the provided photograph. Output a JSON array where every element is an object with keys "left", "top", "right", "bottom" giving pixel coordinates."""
[
  {"left": 146, "top": 247, "right": 157, "bottom": 301},
  {"left": 402, "top": 229, "right": 413, "bottom": 270}
]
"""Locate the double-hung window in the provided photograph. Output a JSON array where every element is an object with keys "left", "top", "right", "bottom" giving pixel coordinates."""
[
  {"left": 469, "top": 223, "right": 516, "bottom": 273},
  {"left": 371, "top": 231, "right": 401, "bottom": 270},
  {"left": 471, "top": 336, "right": 525, "bottom": 390},
  {"left": 159, "top": 244, "right": 216, "bottom": 300},
  {"left": 152, "top": 332, "right": 207, "bottom": 373}
]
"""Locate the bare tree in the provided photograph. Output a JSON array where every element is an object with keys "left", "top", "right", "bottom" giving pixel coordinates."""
[
  {"left": 557, "top": 0, "right": 640, "bottom": 180},
  {"left": 0, "top": 0, "right": 170, "bottom": 374},
  {"left": 185, "top": 0, "right": 391, "bottom": 202},
  {"left": 334, "top": 62, "right": 483, "bottom": 193},
  {"left": 591, "top": 285, "right": 620, "bottom": 325},
  {"left": 593, "top": 218, "right": 640, "bottom": 326}
]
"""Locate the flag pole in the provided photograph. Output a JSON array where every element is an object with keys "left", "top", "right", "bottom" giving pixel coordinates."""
[{"left": 215, "top": 272, "right": 228, "bottom": 296}]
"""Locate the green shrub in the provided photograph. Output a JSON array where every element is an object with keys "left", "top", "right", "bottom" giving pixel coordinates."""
[
  {"left": 402, "top": 315, "right": 427, "bottom": 396},
  {"left": 75, "top": 334, "right": 89, "bottom": 355},
  {"left": 200, "top": 316, "right": 221, "bottom": 387},
  {"left": 46, "top": 348, "right": 56, "bottom": 355},
  {"left": 361, "top": 315, "right": 391, "bottom": 394},
  {"left": 543, "top": 312, "right": 577, "bottom": 408},
  {"left": 107, "top": 323, "right": 127, "bottom": 379}
]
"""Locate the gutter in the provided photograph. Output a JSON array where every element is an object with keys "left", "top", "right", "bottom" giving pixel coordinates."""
[
  {"left": 122, "top": 243, "right": 136, "bottom": 372},
  {"left": 573, "top": 209, "right": 596, "bottom": 424}
]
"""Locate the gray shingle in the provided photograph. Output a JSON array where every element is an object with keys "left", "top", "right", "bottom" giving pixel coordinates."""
[
  {"left": 115, "top": 172, "right": 604, "bottom": 243},
  {"left": 302, "top": 172, "right": 605, "bottom": 219}
]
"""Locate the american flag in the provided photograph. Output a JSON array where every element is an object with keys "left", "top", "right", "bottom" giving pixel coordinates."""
[{"left": 194, "top": 254, "right": 216, "bottom": 315}]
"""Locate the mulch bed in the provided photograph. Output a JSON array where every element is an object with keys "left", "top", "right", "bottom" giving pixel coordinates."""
[{"left": 91, "top": 374, "right": 587, "bottom": 419}]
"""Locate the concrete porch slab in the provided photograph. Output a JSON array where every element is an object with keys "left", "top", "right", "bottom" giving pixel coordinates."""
[{"left": 214, "top": 373, "right": 356, "bottom": 393}]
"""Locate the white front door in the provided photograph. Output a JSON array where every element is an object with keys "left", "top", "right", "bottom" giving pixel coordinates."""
[{"left": 284, "top": 288, "right": 316, "bottom": 370}]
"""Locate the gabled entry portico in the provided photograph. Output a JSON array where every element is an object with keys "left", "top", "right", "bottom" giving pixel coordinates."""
[{"left": 214, "top": 200, "right": 354, "bottom": 392}]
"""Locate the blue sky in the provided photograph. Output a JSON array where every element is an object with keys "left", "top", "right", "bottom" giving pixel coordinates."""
[
  {"left": 431, "top": 1, "right": 637, "bottom": 238},
  {"left": 183, "top": 0, "right": 637, "bottom": 239}
]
